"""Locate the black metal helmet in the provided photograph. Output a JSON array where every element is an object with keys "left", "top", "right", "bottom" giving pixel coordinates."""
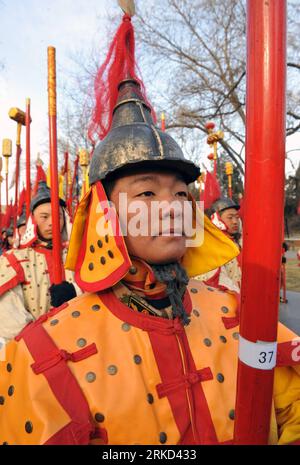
[
  {"left": 30, "top": 181, "right": 66, "bottom": 212},
  {"left": 17, "top": 212, "right": 26, "bottom": 229},
  {"left": 89, "top": 79, "right": 200, "bottom": 185},
  {"left": 211, "top": 197, "right": 240, "bottom": 214}
]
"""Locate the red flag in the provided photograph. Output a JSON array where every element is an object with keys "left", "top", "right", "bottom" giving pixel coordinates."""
[
  {"left": 3, "top": 202, "right": 13, "bottom": 228},
  {"left": 32, "top": 164, "right": 47, "bottom": 196},
  {"left": 87, "top": 13, "right": 156, "bottom": 145},
  {"left": 17, "top": 188, "right": 26, "bottom": 216},
  {"left": 201, "top": 171, "right": 221, "bottom": 210},
  {"left": 62, "top": 151, "right": 68, "bottom": 175}
]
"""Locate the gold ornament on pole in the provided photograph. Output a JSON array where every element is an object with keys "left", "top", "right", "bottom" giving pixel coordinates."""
[
  {"left": 205, "top": 121, "right": 224, "bottom": 176},
  {"left": 225, "top": 161, "right": 233, "bottom": 199},
  {"left": 9, "top": 106, "right": 28, "bottom": 224}
]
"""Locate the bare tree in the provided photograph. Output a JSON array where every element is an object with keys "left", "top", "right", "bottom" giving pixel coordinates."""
[
  {"left": 135, "top": 0, "right": 300, "bottom": 174},
  {"left": 59, "top": 0, "right": 300, "bottom": 176}
]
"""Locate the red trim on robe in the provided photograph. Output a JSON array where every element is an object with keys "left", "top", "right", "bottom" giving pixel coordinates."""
[
  {"left": 99, "top": 289, "right": 219, "bottom": 444},
  {"left": 0, "top": 252, "right": 25, "bottom": 296},
  {"left": 222, "top": 316, "right": 239, "bottom": 329},
  {"left": 203, "top": 268, "right": 221, "bottom": 289},
  {"left": 34, "top": 246, "right": 66, "bottom": 284},
  {"left": 177, "top": 326, "right": 219, "bottom": 444},
  {"left": 19, "top": 322, "right": 97, "bottom": 445},
  {"left": 99, "top": 288, "right": 192, "bottom": 332}
]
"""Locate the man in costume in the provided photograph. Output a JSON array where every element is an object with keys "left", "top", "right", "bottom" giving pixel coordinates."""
[
  {"left": 210, "top": 198, "right": 242, "bottom": 249},
  {"left": 5, "top": 229, "right": 14, "bottom": 250},
  {"left": 0, "top": 74, "right": 300, "bottom": 445},
  {"left": 0, "top": 181, "right": 80, "bottom": 343},
  {"left": 196, "top": 198, "right": 242, "bottom": 293},
  {"left": 16, "top": 212, "right": 27, "bottom": 239},
  {"left": 0, "top": 228, "right": 8, "bottom": 253},
  {"left": 0, "top": 5, "right": 300, "bottom": 445},
  {"left": 11, "top": 210, "right": 27, "bottom": 249}
]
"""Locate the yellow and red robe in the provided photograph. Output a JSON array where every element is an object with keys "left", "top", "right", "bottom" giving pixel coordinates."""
[
  {"left": 0, "top": 280, "right": 299, "bottom": 445},
  {"left": 0, "top": 244, "right": 80, "bottom": 342}
]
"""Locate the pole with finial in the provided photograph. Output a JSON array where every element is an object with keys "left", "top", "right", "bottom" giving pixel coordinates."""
[
  {"left": 25, "top": 98, "right": 31, "bottom": 218},
  {"left": 234, "top": 0, "right": 287, "bottom": 444},
  {"left": 8, "top": 107, "right": 27, "bottom": 222},
  {"left": 48, "top": 46, "right": 63, "bottom": 284}
]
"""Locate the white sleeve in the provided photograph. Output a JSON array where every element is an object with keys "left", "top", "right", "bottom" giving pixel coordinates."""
[{"left": 0, "top": 285, "right": 34, "bottom": 343}]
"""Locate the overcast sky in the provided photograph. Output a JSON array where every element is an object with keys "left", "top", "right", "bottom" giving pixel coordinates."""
[
  {"left": 0, "top": 0, "right": 118, "bottom": 200},
  {"left": 0, "top": 0, "right": 299, "bottom": 202}
]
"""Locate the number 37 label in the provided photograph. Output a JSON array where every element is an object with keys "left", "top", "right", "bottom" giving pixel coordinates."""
[
  {"left": 258, "top": 351, "right": 274, "bottom": 364},
  {"left": 238, "top": 335, "right": 277, "bottom": 370}
]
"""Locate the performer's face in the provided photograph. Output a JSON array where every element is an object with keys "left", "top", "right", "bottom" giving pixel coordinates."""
[
  {"left": 18, "top": 225, "right": 26, "bottom": 238},
  {"left": 220, "top": 208, "right": 240, "bottom": 235},
  {"left": 110, "top": 171, "right": 189, "bottom": 264},
  {"left": 33, "top": 203, "right": 64, "bottom": 241}
]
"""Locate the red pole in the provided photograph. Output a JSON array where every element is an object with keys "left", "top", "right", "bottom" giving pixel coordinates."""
[
  {"left": 161, "top": 112, "right": 165, "bottom": 132},
  {"left": 234, "top": 0, "right": 287, "bottom": 444},
  {"left": 25, "top": 99, "right": 31, "bottom": 219},
  {"left": 5, "top": 173, "right": 8, "bottom": 207},
  {"left": 14, "top": 143, "right": 22, "bottom": 230},
  {"left": 48, "top": 46, "right": 63, "bottom": 284},
  {"left": 69, "top": 154, "right": 79, "bottom": 219}
]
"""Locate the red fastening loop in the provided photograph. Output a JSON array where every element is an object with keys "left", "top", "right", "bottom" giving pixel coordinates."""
[
  {"left": 222, "top": 316, "right": 239, "bottom": 329},
  {"left": 156, "top": 368, "right": 213, "bottom": 398},
  {"left": 31, "top": 343, "right": 98, "bottom": 374},
  {"left": 60, "top": 349, "right": 73, "bottom": 362},
  {"left": 172, "top": 319, "right": 184, "bottom": 334}
]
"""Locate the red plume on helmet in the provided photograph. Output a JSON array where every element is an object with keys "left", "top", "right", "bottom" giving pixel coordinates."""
[
  {"left": 32, "top": 162, "right": 47, "bottom": 197},
  {"left": 88, "top": 9, "right": 156, "bottom": 145},
  {"left": 17, "top": 187, "right": 26, "bottom": 217}
]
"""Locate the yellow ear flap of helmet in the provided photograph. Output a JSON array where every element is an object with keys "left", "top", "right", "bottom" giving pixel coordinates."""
[
  {"left": 182, "top": 195, "right": 240, "bottom": 277},
  {"left": 65, "top": 182, "right": 132, "bottom": 292},
  {"left": 65, "top": 188, "right": 92, "bottom": 271}
]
